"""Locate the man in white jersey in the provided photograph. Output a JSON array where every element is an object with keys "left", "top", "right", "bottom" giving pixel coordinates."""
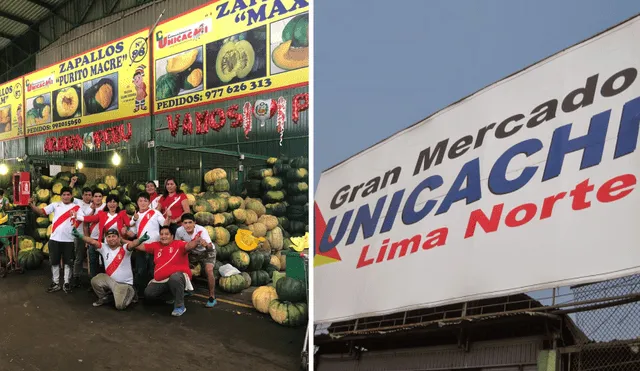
[
  {"left": 30, "top": 186, "right": 81, "bottom": 293},
  {"left": 72, "top": 186, "right": 95, "bottom": 288},
  {"left": 126, "top": 191, "right": 169, "bottom": 296},
  {"left": 175, "top": 213, "right": 217, "bottom": 308},
  {"left": 72, "top": 227, "right": 150, "bottom": 309}
]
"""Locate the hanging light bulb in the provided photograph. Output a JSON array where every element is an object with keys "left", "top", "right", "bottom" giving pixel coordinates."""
[
  {"left": 111, "top": 152, "right": 121, "bottom": 166},
  {"left": 76, "top": 161, "right": 84, "bottom": 170},
  {"left": 0, "top": 163, "right": 8, "bottom": 175}
]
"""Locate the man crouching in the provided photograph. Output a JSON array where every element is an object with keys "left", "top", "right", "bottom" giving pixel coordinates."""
[
  {"left": 126, "top": 225, "right": 202, "bottom": 317},
  {"left": 72, "top": 227, "right": 149, "bottom": 309}
]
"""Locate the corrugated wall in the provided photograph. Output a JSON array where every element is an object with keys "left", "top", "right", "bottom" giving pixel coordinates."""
[
  {"left": 14, "top": 0, "right": 308, "bottom": 193},
  {"left": 26, "top": 115, "right": 152, "bottom": 184},
  {"left": 36, "top": 0, "right": 211, "bottom": 68},
  {"left": 317, "top": 337, "right": 543, "bottom": 371}
]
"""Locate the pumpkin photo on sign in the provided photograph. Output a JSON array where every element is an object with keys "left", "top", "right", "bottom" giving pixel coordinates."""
[
  {"left": 270, "top": 12, "right": 309, "bottom": 75},
  {"left": 155, "top": 46, "right": 205, "bottom": 101},
  {"left": 83, "top": 73, "right": 118, "bottom": 116},
  {"left": 205, "top": 26, "right": 268, "bottom": 89},
  {"left": 23, "top": 28, "right": 151, "bottom": 136},
  {"left": 25, "top": 94, "right": 52, "bottom": 128}
]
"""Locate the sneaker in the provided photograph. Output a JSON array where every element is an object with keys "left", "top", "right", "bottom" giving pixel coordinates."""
[
  {"left": 72, "top": 277, "right": 81, "bottom": 288},
  {"left": 92, "top": 297, "right": 110, "bottom": 307},
  {"left": 46, "top": 283, "right": 61, "bottom": 293},
  {"left": 184, "top": 291, "right": 193, "bottom": 297},
  {"left": 63, "top": 283, "right": 72, "bottom": 293},
  {"left": 205, "top": 297, "right": 217, "bottom": 308},
  {"left": 171, "top": 306, "right": 187, "bottom": 317}
]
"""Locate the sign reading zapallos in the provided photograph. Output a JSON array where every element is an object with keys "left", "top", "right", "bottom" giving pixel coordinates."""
[{"left": 314, "top": 16, "right": 640, "bottom": 323}]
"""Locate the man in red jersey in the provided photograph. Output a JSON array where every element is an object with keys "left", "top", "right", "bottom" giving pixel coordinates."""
[{"left": 127, "top": 225, "right": 201, "bottom": 317}]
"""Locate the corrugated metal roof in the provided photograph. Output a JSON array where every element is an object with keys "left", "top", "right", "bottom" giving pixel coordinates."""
[{"left": 0, "top": 0, "right": 66, "bottom": 48}]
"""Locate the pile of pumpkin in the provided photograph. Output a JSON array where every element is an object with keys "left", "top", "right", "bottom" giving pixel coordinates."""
[
  {"left": 31, "top": 171, "right": 140, "bottom": 247},
  {"left": 243, "top": 156, "right": 309, "bottom": 237},
  {"left": 251, "top": 273, "right": 308, "bottom": 327},
  {"left": 209, "top": 228, "right": 308, "bottom": 327}
]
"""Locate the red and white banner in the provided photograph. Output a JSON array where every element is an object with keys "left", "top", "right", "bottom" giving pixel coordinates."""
[{"left": 314, "top": 15, "right": 640, "bottom": 323}]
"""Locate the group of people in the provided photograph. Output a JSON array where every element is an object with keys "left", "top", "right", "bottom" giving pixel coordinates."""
[{"left": 27, "top": 176, "right": 219, "bottom": 317}]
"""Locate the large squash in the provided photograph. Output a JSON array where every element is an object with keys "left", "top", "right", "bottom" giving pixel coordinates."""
[
  {"left": 249, "top": 270, "right": 270, "bottom": 286},
  {"left": 166, "top": 49, "right": 198, "bottom": 74},
  {"left": 235, "top": 229, "right": 264, "bottom": 252},
  {"left": 275, "top": 276, "right": 306, "bottom": 302},
  {"left": 156, "top": 73, "right": 180, "bottom": 101},
  {"left": 204, "top": 169, "right": 227, "bottom": 184},
  {"left": 55, "top": 87, "right": 80, "bottom": 118},
  {"left": 183, "top": 68, "right": 203, "bottom": 90},
  {"left": 103, "top": 175, "right": 117, "bottom": 190},
  {"left": 268, "top": 300, "right": 307, "bottom": 327},
  {"left": 18, "top": 247, "right": 44, "bottom": 270},
  {"left": 84, "top": 78, "right": 115, "bottom": 114},
  {"left": 251, "top": 286, "right": 278, "bottom": 314},
  {"left": 230, "top": 250, "right": 250, "bottom": 271},
  {"left": 218, "top": 273, "right": 246, "bottom": 293}
]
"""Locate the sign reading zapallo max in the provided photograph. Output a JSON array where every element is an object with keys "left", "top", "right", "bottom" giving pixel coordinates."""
[
  {"left": 24, "top": 28, "right": 151, "bottom": 136},
  {"left": 0, "top": 77, "right": 25, "bottom": 141},
  {"left": 314, "top": 15, "right": 640, "bottom": 323},
  {"left": 153, "top": 0, "right": 309, "bottom": 114}
]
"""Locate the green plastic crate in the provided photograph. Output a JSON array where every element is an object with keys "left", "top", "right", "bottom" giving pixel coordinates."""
[{"left": 284, "top": 251, "right": 307, "bottom": 282}]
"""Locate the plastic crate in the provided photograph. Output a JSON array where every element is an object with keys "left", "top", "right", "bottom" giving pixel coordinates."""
[{"left": 284, "top": 250, "right": 307, "bottom": 282}]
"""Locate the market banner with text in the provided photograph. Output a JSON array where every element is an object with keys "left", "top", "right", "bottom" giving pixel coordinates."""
[
  {"left": 153, "top": 0, "right": 309, "bottom": 113},
  {"left": 0, "top": 77, "right": 25, "bottom": 141},
  {"left": 24, "top": 28, "right": 151, "bottom": 136},
  {"left": 314, "top": 15, "right": 640, "bottom": 323}
]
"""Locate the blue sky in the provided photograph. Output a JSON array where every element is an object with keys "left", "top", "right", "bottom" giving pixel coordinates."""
[
  {"left": 312, "top": 0, "right": 640, "bottom": 339},
  {"left": 313, "top": 0, "right": 640, "bottom": 186}
]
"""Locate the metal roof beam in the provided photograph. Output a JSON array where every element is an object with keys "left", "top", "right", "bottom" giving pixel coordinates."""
[
  {"left": 26, "top": 0, "right": 74, "bottom": 25},
  {"left": 0, "top": 10, "right": 33, "bottom": 27}
]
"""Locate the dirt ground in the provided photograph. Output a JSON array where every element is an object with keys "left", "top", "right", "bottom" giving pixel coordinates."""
[{"left": 0, "top": 266, "right": 307, "bottom": 371}]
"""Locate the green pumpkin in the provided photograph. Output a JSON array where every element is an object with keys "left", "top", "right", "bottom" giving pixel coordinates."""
[
  {"left": 230, "top": 250, "right": 250, "bottom": 271},
  {"left": 268, "top": 300, "right": 308, "bottom": 327},
  {"left": 217, "top": 242, "right": 239, "bottom": 262},
  {"left": 84, "top": 78, "right": 115, "bottom": 114},
  {"left": 156, "top": 73, "right": 180, "bottom": 101},
  {"left": 38, "top": 175, "right": 54, "bottom": 189},
  {"left": 247, "top": 251, "right": 265, "bottom": 271},
  {"left": 266, "top": 203, "right": 287, "bottom": 217},
  {"left": 73, "top": 172, "right": 87, "bottom": 186},
  {"left": 18, "top": 248, "right": 44, "bottom": 270},
  {"left": 218, "top": 273, "right": 246, "bottom": 293},
  {"left": 35, "top": 228, "right": 48, "bottom": 241},
  {"left": 282, "top": 14, "right": 309, "bottom": 48},
  {"left": 249, "top": 270, "right": 270, "bottom": 286},
  {"left": 35, "top": 217, "right": 50, "bottom": 227},
  {"left": 33, "top": 95, "right": 46, "bottom": 110},
  {"left": 276, "top": 276, "right": 307, "bottom": 303}
]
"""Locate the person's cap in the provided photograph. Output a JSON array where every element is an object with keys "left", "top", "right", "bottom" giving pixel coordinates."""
[{"left": 106, "top": 228, "right": 119, "bottom": 236}]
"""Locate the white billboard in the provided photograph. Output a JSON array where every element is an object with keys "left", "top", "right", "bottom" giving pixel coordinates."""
[{"left": 314, "top": 15, "right": 640, "bottom": 324}]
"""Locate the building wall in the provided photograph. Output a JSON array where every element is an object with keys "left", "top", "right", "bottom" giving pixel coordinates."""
[
  {"left": 317, "top": 337, "right": 544, "bottom": 371},
  {"left": 36, "top": 0, "right": 211, "bottom": 69}
]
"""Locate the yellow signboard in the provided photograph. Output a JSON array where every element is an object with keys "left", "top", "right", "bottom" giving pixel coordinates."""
[
  {"left": 153, "top": 0, "right": 309, "bottom": 113},
  {"left": 24, "top": 28, "right": 151, "bottom": 136},
  {"left": 0, "top": 77, "right": 25, "bottom": 141}
]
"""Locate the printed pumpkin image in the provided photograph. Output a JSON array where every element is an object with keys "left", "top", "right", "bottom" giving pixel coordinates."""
[
  {"left": 0, "top": 106, "right": 9, "bottom": 124},
  {"left": 166, "top": 49, "right": 199, "bottom": 74},
  {"left": 272, "top": 13, "right": 309, "bottom": 71},
  {"left": 84, "top": 78, "right": 115, "bottom": 114},
  {"left": 156, "top": 73, "right": 180, "bottom": 101},
  {"left": 55, "top": 86, "right": 81, "bottom": 118},
  {"left": 215, "top": 39, "right": 255, "bottom": 83}
]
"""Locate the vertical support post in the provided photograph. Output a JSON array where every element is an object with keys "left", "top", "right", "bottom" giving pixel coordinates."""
[
  {"left": 552, "top": 287, "right": 557, "bottom": 306},
  {"left": 198, "top": 153, "right": 203, "bottom": 189}
]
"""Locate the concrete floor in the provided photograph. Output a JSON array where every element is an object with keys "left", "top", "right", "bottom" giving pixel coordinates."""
[{"left": 0, "top": 266, "right": 307, "bottom": 371}]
